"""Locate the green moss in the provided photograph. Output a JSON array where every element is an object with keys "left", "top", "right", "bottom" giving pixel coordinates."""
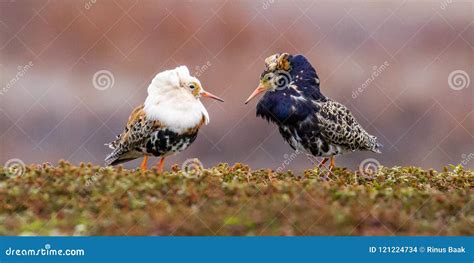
[{"left": 0, "top": 161, "right": 472, "bottom": 235}]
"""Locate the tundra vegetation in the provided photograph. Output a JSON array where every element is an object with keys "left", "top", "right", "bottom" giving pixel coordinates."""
[{"left": 0, "top": 161, "right": 472, "bottom": 235}]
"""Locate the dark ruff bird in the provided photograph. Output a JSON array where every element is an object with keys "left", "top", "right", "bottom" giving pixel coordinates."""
[{"left": 245, "top": 53, "right": 382, "bottom": 173}]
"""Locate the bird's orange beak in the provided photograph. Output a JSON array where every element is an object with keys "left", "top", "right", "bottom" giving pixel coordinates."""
[
  {"left": 201, "top": 90, "right": 224, "bottom": 102},
  {"left": 244, "top": 86, "right": 266, "bottom": 104}
]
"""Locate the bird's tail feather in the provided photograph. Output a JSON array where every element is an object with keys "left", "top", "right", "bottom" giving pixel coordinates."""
[
  {"left": 368, "top": 135, "right": 383, "bottom": 154},
  {"left": 106, "top": 156, "right": 137, "bottom": 166},
  {"left": 104, "top": 151, "right": 120, "bottom": 166},
  {"left": 371, "top": 142, "right": 383, "bottom": 154},
  {"left": 104, "top": 143, "right": 115, "bottom": 150},
  {"left": 105, "top": 149, "right": 141, "bottom": 166}
]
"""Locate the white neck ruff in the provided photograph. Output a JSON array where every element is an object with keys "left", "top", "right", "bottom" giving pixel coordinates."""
[{"left": 144, "top": 86, "right": 209, "bottom": 134}]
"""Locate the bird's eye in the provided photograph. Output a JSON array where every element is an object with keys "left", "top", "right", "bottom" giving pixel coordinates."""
[{"left": 189, "top": 84, "right": 195, "bottom": 89}]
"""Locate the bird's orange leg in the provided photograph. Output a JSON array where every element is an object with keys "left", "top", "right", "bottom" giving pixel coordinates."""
[
  {"left": 320, "top": 156, "right": 335, "bottom": 181},
  {"left": 329, "top": 156, "right": 335, "bottom": 171},
  {"left": 156, "top": 157, "right": 165, "bottom": 173},
  {"left": 140, "top": 156, "right": 148, "bottom": 171}
]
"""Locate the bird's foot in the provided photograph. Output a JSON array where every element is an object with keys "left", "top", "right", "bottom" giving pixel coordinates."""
[
  {"left": 319, "top": 157, "right": 336, "bottom": 181},
  {"left": 319, "top": 168, "right": 335, "bottom": 181},
  {"left": 307, "top": 155, "right": 329, "bottom": 168},
  {"left": 156, "top": 157, "right": 165, "bottom": 174},
  {"left": 306, "top": 155, "right": 337, "bottom": 180}
]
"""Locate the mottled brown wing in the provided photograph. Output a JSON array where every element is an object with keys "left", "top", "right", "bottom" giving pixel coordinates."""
[{"left": 105, "top": 105, "right": 163, "bottom": 165}]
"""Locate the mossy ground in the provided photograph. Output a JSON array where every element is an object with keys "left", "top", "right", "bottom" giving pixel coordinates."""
[{"left": 0, "top": 161, "right": 472, "bottom": 236}]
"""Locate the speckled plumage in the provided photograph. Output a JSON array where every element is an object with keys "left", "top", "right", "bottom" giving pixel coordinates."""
[
  {"left": 255, "top": 53, "right": 382, "bottom": 158},
  {"left": 104, "top": 66, "right": 221, "bottom": 169},
  {"left": 105, "top": 105, "right": 204, "bottom": 166}
]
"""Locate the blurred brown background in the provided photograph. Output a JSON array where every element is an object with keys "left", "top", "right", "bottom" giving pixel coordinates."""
[{"left": 1, "top": 0, "right": 473, "bottom": 171}]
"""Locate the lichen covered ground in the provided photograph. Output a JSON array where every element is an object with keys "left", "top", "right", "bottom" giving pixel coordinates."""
[{"left": 0, "top": 161, "right": 472, "bottom": 236}]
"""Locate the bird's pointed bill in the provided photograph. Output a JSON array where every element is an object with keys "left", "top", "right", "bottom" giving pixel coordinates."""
[
  {"left": 244, "top": 86, "right": 266, "bottom": 104},
  {"left": 201, "top": 91, "right": 224, "bottom": 102}
]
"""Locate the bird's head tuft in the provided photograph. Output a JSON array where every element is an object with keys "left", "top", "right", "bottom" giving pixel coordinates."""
[
  {"left": 258, "top": 53, "right": 295, "bottom": 91},
  {"left": 148, "top": 66, "right": 223, "bottom": 103},
  {"left": 245, "top": 53, "right": 294, "bottom": 104},
  {"left": 245, "top": 53, "right": 323, "bottom": 104}
]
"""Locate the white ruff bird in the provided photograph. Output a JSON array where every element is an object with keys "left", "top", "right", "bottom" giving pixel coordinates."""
[{"left": 105, "top": 66, "right": 224, "bottom": 172}]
